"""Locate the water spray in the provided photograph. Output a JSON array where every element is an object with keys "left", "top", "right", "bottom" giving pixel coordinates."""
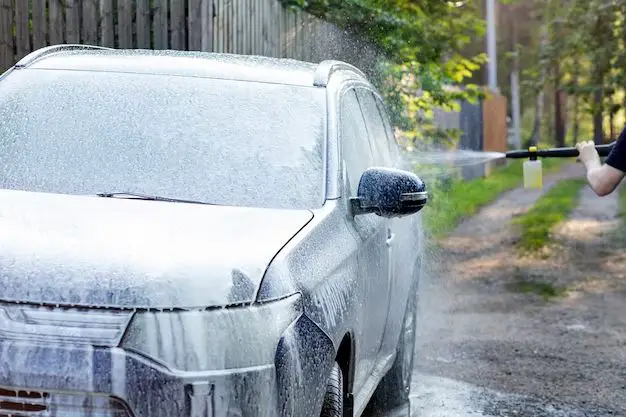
[{"left": 505, "top": 142, "right": 615, "bottom": 189}]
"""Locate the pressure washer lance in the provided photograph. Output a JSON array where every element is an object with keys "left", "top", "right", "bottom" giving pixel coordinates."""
[{"left": 505, "top": 142, "right": 615, "bottom": 189}]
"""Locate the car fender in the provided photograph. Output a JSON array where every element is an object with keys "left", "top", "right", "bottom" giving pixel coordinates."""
[{"left": 274, "top": 314, "right": 336, "bottom": 417}]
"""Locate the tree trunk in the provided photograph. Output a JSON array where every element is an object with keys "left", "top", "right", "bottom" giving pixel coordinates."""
[
  {"left": 555, "top": 91, "right": 565, "bottom": 147},
  {"left": 546, "top": 86, "right": 554, "bottom": 144},
  {"left": 572, "top": 65, "right": 580, "bottom": 144},
  {"left": 554, "top": 61, "right": 565, "bottom": 147},
  {"left": 509, "top": 3, "right": 521, "bottom": 148},
  {"left": 530, "top": 90, "right": 544, "bottom": 146},
  {"left": 530, "top": 24, "right": 549, "bottom": 146},
  {"left": 611, "top": 3, "right": 626, "bottom": 136},
  {"left": 593, "top": 88, "right": 604, "bottom": 144},
  {"left": 573, "top": 95, "right": 579, "bottom": 143},
  {"left": 562, "top": 91, "right": 568, "bottom": 142}
]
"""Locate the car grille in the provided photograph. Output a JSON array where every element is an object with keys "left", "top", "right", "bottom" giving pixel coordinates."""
[{"left": 0, "top": 386, "right": 132, "bottom": 417}]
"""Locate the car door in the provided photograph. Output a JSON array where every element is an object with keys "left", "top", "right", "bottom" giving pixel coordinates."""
[
  {"left": 374, "top": 93, "right": 422, "bottom": 357},
  {"left": 354, "top": 88, "right": 396, "bottom": 356},
  {"left": 339, "top": 88, "right": 391, "bottom": 393}
]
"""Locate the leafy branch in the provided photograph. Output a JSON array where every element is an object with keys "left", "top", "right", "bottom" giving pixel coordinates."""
[{"left": 280, "top": 0, "right": 487, "bottom": 147}]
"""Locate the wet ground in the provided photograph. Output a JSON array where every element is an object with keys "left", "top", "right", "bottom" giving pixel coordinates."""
[{"left": 395, "top": 163, "right": 626, "bottom": 416}]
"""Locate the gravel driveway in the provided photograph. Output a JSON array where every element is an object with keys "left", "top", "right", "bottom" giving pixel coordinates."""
[{"left": 401, "top": 162, "right": 626, "bottom": 416}]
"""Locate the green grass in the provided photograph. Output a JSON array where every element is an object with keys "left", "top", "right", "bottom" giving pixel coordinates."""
[
  {"left": 513, "top": 178, "right": 587, "bottom": 252},
  {"left": 506, "top": 279, "right": 567, "bottom": 300},
  {"left": 422, "top": 158, "right": 571, "bottom": 238}
]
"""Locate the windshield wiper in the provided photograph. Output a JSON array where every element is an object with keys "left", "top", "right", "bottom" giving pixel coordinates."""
[{"left": 96, "top": 192, "right": 214, "bottom": 205}]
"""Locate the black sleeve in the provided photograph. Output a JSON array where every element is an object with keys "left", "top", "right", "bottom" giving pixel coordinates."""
[{"left": 605, "top": 128, "right": 626, "bottom": 173}]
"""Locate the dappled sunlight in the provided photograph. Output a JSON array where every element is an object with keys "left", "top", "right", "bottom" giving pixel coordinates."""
[
  {"left": 449, "top": 253, "right": 512, "bottom": 282},
  {"left": 554, "top": 218, "right": 620, "bottom": 242},
  {"left": 439, "top": 231, "right": 510, "bottom": 254},
  {"left": 475, "top": 206, "right": 527, "bottom": 223},
  {"left": 567, "top": 277, "right": 617, "bottom": 294},
  {"left": 554, "top": 290, "right": 584, "bottom": 305},
  {"left": 416, "top": 162, "right": 626, "bottom": 415},
  {"left": 603, "top": 254, "right": 626, "bottom": 280}
]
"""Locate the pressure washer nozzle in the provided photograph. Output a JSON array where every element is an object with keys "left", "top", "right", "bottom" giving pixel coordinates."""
[{"left": 506, "top": 141, "right": 615, "bottom": 159}]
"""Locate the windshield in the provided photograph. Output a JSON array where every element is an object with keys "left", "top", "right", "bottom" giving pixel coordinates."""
[{"left": 0, "top": 69, "right": 326, "bottom": 209}]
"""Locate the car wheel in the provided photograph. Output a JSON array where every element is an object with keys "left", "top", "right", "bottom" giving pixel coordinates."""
[
  {"left": 369, "top": 282, "right": 418, "bottom": 411},
  {"left": 320, "top": 361, "right": 343, "bottom": 417}
]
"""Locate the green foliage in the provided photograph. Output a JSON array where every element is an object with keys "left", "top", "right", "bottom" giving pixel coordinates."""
[
  {"left": 280, "top": 0, "right": 487, "bottom": 145},
  {"left": 506, "top": 277, "right": 567, "bottom": 300},
  {"left": 515, "top": 0, "right": 626, "bottom": 144},
  {"left": 513, "top": 178, "right": 586, "bottom": 252},
  {"left": 422, "top": 158, "right": 569, "bottom": 238},
  {"left": 282, "top": 0, "right": 484, "bottom": 63}
]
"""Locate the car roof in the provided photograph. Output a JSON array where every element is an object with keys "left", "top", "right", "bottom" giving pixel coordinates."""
[{"left": 14, "top": 45, "right": 369, "bottom": 88}]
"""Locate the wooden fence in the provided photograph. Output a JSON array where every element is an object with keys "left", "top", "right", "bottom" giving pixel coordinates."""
[
  {"left": 482, "top": 94, "right": 508, "bottom": 153},
  {"left": 0, "top": 0, "right": 378, "bottom": 72}
]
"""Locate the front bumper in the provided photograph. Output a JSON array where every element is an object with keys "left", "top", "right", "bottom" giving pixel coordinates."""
[
  {"left": 0, "top": 339, "right": 279, "bottom": 417},
  {"left": 0, "top": 293, "right": 336, "bottom": 417}
]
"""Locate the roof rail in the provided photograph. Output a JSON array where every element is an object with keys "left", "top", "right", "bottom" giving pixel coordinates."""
[
  {"left": 15, "top": 44, "right": 113, "bottom": 68},
  {"left": 313, "top": 60, "right": 368, "bottom": 87}
]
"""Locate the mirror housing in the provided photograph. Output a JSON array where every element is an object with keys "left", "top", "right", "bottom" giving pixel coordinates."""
[{"left": 350, "top": 167, "right": 428, "bottom": 218}]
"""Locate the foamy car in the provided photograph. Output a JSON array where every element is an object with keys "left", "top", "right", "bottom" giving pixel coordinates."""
[{"left": 0, "top": 45, "right": 427, "bottom": 417}]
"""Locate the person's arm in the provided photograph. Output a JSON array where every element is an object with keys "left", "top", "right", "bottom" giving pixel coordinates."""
[
  {"left": 577, "top": 133, "right": 626, "bottom": 196},
  {"left": 583, "top": 157, "right": 624, "bottom": 196}
]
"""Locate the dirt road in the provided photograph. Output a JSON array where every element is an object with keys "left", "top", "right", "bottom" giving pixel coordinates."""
[{"left": 408, "top": 162, "right": 626, "bottom": 416}]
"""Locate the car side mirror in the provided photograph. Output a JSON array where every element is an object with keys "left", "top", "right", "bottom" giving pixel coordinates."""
[{"left": 350, "top": 167, "right": 428, "bottom": 218}]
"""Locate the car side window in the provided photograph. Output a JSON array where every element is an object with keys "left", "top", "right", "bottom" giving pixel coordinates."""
[
  {"left": 375, "top": 97, "right": 402, "bottom": 164},
  {"left": 355, "top": 89, "right": 393, "bottom": 167},
  {"left": 340, "top": 89, "right": 374, "bottom": 197}
]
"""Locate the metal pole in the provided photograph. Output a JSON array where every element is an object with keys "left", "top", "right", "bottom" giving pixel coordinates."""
[
  {"left": 486, "top": 0, "right": 498, "bottom": 91},
  {"left": 510, "top": 5, "right": 520, "bottom": 148},
  {"left": 511, "top": 70, "right": 521, "bottom": 148}
]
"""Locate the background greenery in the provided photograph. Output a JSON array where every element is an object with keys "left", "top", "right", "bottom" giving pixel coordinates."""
[
  {"left": 280, "top": 0, "right": 489, "bottom": 148},
  {"left": 282, "top": 0, "right": 626, "bottom": 149},
  {"left": 421, "top": 158, "right": 570, "bottom": 238}
]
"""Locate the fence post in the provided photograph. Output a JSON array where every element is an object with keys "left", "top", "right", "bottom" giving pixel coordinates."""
[
  {"left": 153, "top": 0, "right": 169, "bottom": 49},
  {"left": 136, "top": 0, "right": 151, "bottom": 48},
  {"left": 118, "top": 0, "right": 133, "bottom": 48},
  {"left": 100, "top": 0, "right": 115, "bottom": 47},
  {"left": 49, "top": 0, "right": 64, "bottom": 45},
  {"left": 82, "top": 0, "right": 99, "bottom": 46},
  {"left": 32, "top": 0, "right": 47, "bottom": 50},
  {"left": 0, "top": 0, "right": 12, "bottom": 71},
  {"left": 15, "top": 0, "right": 30, "bottom": 60}
]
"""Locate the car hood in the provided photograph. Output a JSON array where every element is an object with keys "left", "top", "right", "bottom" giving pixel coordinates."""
[{"left": 0, "top": 189, "right": 313, "bottom": 309}]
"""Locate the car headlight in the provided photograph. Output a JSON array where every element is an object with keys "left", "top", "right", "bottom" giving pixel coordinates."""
[{"left": 120, "top": 293, "right": 303, "bottom": 372}]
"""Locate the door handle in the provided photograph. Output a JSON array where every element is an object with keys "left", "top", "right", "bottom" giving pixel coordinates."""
[{"left": 386, "top": 230, "right": 395, "bottom": 246}]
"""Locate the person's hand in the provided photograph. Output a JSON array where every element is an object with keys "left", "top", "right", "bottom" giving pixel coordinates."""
[{"left": 576, "top": 141, "right": 600, "bottom": 167}]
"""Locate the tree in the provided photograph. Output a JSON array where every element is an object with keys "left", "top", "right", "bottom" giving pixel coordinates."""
[
  {"left": 502, "top": 0, "right": 626, "bottom": 146},
  {"left": 280, "top": 0, "right": 487, "bottom": 147}
]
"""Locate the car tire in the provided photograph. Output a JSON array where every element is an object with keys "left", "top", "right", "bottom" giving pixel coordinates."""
[
  {"left": 320, "top": 361, "right": 343, "bottom": 417},
  {"left": 369, "top": 281, "right": 418, "bottom": 411}
]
